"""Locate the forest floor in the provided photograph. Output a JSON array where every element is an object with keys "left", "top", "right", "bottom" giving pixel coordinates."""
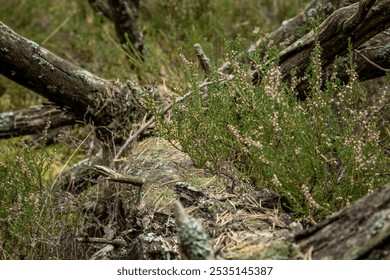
[{"left": 75, "top": 137, "right": 304, "bottom": 260}]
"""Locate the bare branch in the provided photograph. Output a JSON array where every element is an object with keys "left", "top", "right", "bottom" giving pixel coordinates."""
[
  {"left": 0, "top": 21, "right": 108, "bottom": 119},
  {"left": 342, "top": 0, "right": 376, "bottom": 33},
  {"left": 108, "top": 0, "right": 144, "bottom": 55},
  {"left": 0, "top": 21, "right": 145, "bottom": 144},
  {"left": 354, "top": 49, "right": 389, "bottom": 73},
  {"left": 0, "top": 104, "right": 76, "bottom": 139},
  {"left": 94, "top": 164, "right": 145, "bottom": 186},
  {"left": 325, "top": 29, "right": 390, "bottom": 83},
  {"left": 77, "top": 236, "right": 127, "bottom": 247},
  {"left": 88, "top": 0, "right": 114, "bottom": 20},
  {"left": 295, "top": 183, "right": 390, "bottom": 259},
  {"left": 250, "top": 0, "right": 359, "bottom": 56},
  {"left": 114, "top": 79, "right": 219, "bottom": 160}
]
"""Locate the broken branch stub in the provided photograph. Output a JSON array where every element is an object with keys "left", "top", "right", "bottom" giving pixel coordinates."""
[{"left": 174, "top": 201, "right": 215, "bottom": 260}]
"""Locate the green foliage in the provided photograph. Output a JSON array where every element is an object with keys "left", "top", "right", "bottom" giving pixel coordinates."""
[
  {"left": 160, "top": 40, "right": 388, "bottom": 221},
  {"left": 0, "top": 136, "right": 53, "bottom": 259},
  {"left": 0, "top": 133, "right": 84, "bottom": 259},
  {"left": 140, "top": 0, "right": 308, "bottom": 85}
]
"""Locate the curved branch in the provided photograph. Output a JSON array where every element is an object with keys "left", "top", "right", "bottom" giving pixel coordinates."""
[
  {"left": 250, "top": 0, "right": 359, "bottom": 56},
  {"left": 324, "top": 30, "right": 390, "bottom": 83}
]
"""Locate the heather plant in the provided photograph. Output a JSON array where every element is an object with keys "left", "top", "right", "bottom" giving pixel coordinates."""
[
  {"left": 160, "top": 40, "right": 388, "bottom": 221},
  {"left": 0, "top": 135, "right": 51, "bottom": 258},
  {"left": 0, "top": 126, "right": 84, "bottom": 259}
]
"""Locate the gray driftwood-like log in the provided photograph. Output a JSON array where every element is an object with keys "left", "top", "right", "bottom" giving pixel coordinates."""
[
  {"left": 0, "top": 104, "right": 76, "bottom": 139},
  {"left": 275, "top": 0, "right": 390, "bottom": 96},
  {"left": 0, "top": 22, "right": 106, "bottom": 118},
  {"left": 249, "top": 0, "right": 359, "bottom": 56},
  {"left": 0, "top": 21, "right": 145, "bottom": 142},
  {"left": 218, "top": 0, "right": 389, "bottom": 97},
  {"left": 295, "top": 183, "right": 390, "bottom": 259},
  {"left": 324, "top": 31, "right": 390, "bottom": 83}
]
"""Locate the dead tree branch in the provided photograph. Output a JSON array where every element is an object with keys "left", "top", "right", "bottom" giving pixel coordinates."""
[
  {"left": 109, "top": 0, "right": 144, "bottom": 55},
  {"left": 0, "top": 21, "right": 145, "bottom": 143},
  {"left": 220, "top": 0, "right": 360, "bottom": 73},
  {"left": 250, "top": 0, "right": 359, "bottom": 57},
  {"left": 194, "top": 43, "right": 211, "bottom": 74},
  {"left": 88, "top": 0, "right": 114, "bottom": 20},
  {"left": 295, "top": 183, "right": 390, "bottom": 259},
  {"left": 0, "top": 104, "right": 76, "bottom": 139},
  {"left": 94, "top": 164, "right": 145, "bottom": 186},
  {"left": 324, "top": 30, "right": 390, "bottom": 83},
  {"left": 89, "top": 0, "right": 144, "bottom": 57},
  {"left": 272, "top": 0, "right": 390, "bottom": 96},
  {"left": 0, "top": 21, "right": 107, "bottom": 119}
]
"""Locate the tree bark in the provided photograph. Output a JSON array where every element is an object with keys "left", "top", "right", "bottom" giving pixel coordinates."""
[
  {"left": 324, "top": 31, "right": 390, "bottom": 83},
  {"left": 88, "top": 0, "right": 144, "bottom": 57},
  {"left": 0, "top": 21, "right": 145, "bottom": 142},
  {"left": 0, "top": 22, "right": 105, "bottom": 118},
  {"left": 109, "top": 0, "right": 144, "bottom": 55},
  {"left": 295, "top": 183, "right": 390, "bottom": 259},
  {"left": 0, "top": 104, "right": 76, "bottom": 139},
  {"left": 275, "top": 0, "right": 390, "bottom": 96},
  {"left": 249, "top": 0, "right": 360, "bottom": 56}
]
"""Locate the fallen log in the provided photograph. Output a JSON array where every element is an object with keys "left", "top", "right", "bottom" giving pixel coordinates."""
[
  {"left": 0, "top": 104, "right": 76, "bottom": 139},
  {"left": 0, "top": 21, "right": 145, "bottom": 143},
  {"left": 295, "top": 183, "right": 390, "bottom": 259},
  {"left": 276, "top": 0, "right": 390, "bottom": 96}
]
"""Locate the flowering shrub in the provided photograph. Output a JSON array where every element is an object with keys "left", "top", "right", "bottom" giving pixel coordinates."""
[{"left": 160, "top": 41, "right": 388, "bottom": 221}]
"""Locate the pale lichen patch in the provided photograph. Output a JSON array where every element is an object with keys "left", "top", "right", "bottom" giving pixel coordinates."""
[
  {"left": 74, "top": 70, "right": 105, "bottom": 86},
  {"left": 0, "top": 112, "right": 14, "bottom": 130},
  {"left": 32, "top": 53, "right": 55, "bottom": 70}
]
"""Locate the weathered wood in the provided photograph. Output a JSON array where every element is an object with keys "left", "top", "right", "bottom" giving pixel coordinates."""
[
  {"left": 88, "top": 0, "right": 114, "bottom": 20},
  {"left": 0, "top": 22, "right": 106, "bottom": 118},
  {"left": 220, "top": 0, "right": 360, "bottom": 73},
  {"left": 219, "top": 0, "right": 389, "bottom": 95},
  {"left": 109, "top": 0, "right": 144, "bottom": 55},
  {"left": 249, "top": 0, "right": 359, "bottom": 57},
  {"left": 0, "top": 21, "right": 143, "bottom": 126},
  {"left": 324, "top": 31, "right": 390, "bottom": 83},
  {"left": 0, "top": 20, "right": 147, "bottom": 145},
  {"left": 0, "top": 104, "right": 76, "bottom": 139},
  {"left": 295, "top": 183, "right": 390, "bottom": 259},
  {"left": 275, "top": 0, "right": 390, "bottom": 96}
]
